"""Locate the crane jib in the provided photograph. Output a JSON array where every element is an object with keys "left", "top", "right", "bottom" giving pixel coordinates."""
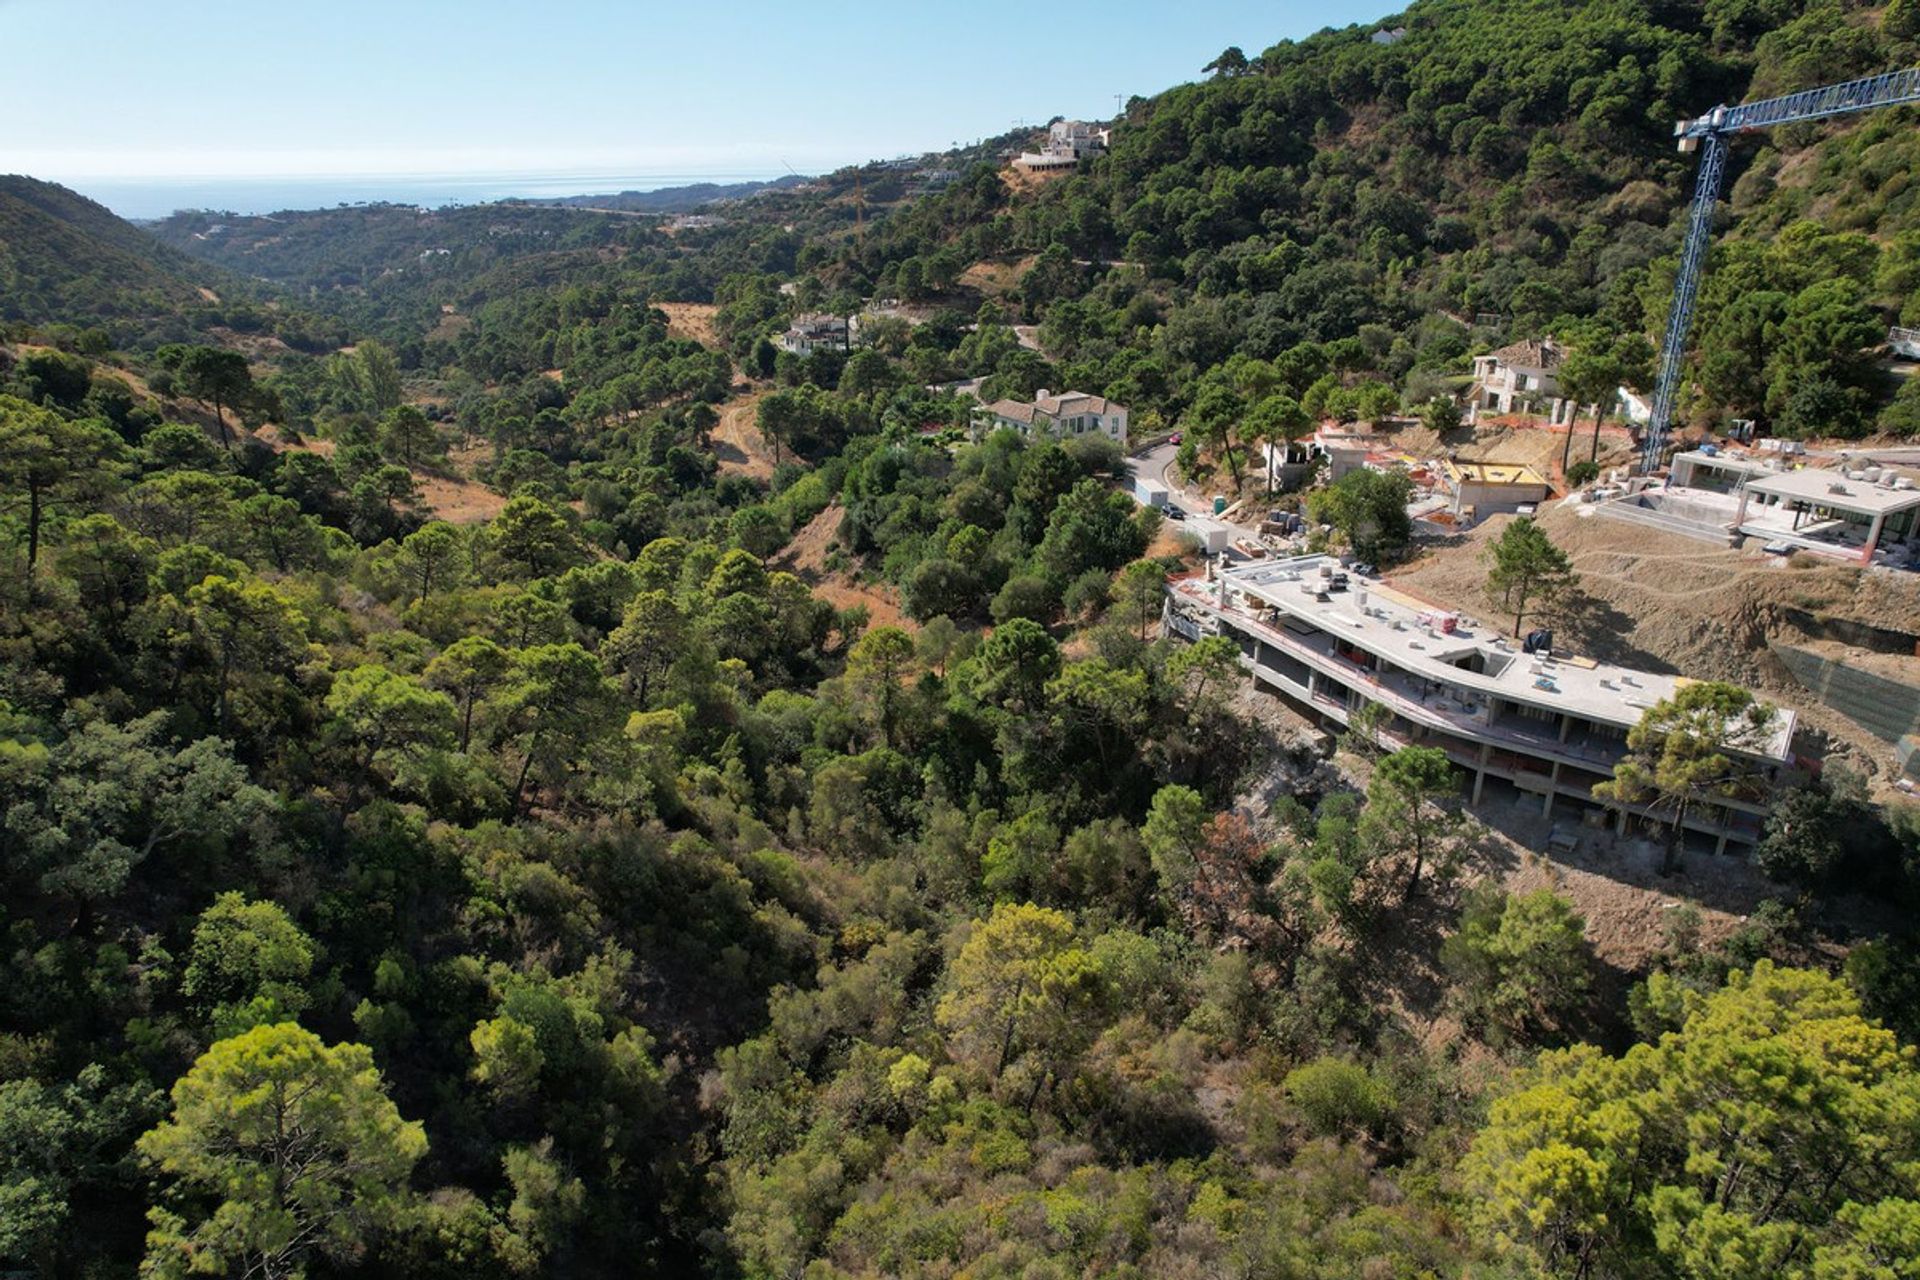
[{"left": 1642, "top": 65, "right": 1920, "bottom": 475}]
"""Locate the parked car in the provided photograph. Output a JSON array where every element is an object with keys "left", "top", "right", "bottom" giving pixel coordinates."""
[
  {"left": 1169, "top": 432, "right": 1183, "bottom": 445},
  {"left": 1350, "top": 561, "right": 1376, "bottom": 577},
  {"left": 1163, "top": 505, "right": 1185, "bottom": 520}
]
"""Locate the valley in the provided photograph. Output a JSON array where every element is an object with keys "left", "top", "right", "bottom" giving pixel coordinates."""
[{"left": 5, "top": 1, "right": 1920, "bottom": 1276}]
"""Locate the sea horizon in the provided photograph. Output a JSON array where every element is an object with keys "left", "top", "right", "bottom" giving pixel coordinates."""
[{"left": 47, "top": 168, "right": 795, "bottom": 221}]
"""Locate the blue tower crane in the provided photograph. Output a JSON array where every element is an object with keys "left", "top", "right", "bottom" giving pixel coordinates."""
[{"left": 1641, "top": 67, "right": 1920, "bottom": 474}]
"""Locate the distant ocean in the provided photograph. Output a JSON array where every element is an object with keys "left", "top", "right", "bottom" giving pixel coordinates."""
[{"left": 67, "top": 170, "right": 789, "bottom": 221}]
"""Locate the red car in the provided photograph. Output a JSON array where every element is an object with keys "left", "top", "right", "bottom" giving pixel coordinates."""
[{"left": 1169, "top": 432, "right": 1183, "bottom": 445}]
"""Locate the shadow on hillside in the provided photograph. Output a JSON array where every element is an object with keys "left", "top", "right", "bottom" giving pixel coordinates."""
[
  {"left": 1350, "top": 887, "right": 1457, "bottom": 1025},
  {"left": 1553, "top": 589, "right": 1674, "bottom": 673}
]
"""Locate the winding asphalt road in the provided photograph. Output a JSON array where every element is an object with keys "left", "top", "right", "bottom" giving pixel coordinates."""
[{"left": 1129, "top": 440, "right": 1265, "bottom": 554}]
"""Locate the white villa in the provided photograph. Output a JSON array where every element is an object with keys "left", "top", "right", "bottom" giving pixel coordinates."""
[
  {"left": 1470, "top": 337, "right": 1579, "bottom": 425},
  {"left": 972, "top": 389, "right": 1128, "bottom": 445},
  {"left": 779, "top": 313, "right": 853, "bottom": 356},
  {"left": 1014, "top": 120, "right": 1110, "bottom": 172}
]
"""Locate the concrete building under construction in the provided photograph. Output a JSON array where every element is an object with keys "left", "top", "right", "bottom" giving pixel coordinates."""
[
  {"left": 1600, "top": 449, "right": 1920, "bottom": 567},
  {"left": 1165, "top": 554, "right": 1797, "bottom": 855}
]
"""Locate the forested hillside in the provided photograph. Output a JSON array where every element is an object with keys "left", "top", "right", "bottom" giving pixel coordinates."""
[
  {"left": 824, "top": 0, "right": 1920, "bottom": 439},
  {"left": 152, "top": 0, "right": 1920, "bottom": 442},
  {"left": 0, "top": 178, "right": 224, "bottom": 332},
  {"left": 0, "top": 177, "right": 355, "bottom": 355},
  {"left": 6, "top": 2, "right": 1920, "bottom": 1278}
]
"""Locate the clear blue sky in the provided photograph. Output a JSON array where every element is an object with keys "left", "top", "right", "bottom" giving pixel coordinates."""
[{"left": 1, "top": 0, "right": 1391, "bottom": 182}]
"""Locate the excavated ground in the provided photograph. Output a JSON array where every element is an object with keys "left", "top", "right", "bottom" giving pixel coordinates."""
[{"left": 1389, "top": 501, "right": 1920, "bottom": 787}]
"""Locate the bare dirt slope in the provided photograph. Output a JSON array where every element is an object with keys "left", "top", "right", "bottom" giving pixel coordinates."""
[
  {"left": 1389, "top": 502, "right": 1920, "bottom": 781},
  {"left": 259, "top": 430, "right": 507, "bottom": 525},
  {"left": 773, "top": 502, "right": 914, "bottom": 631},
  {"left": 1375, "top": 419, "right": 1639, "bottom": 481},
  {"left": 712, "top": 390, "right": 777, "bottom": 479},
  {"left": 958, "top": 255, "right": 1037, "bottom": 299},
  {"left": 655, "top": 301, "right": 722, "bottom": 350}
]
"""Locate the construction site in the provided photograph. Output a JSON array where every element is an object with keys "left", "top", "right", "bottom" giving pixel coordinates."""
[
  {"left": 1147, "top": 68, "right": 1920, "bottom": 850},
  {"left": 1156, "top": 408, "right": 1920, "bottom": 796}
]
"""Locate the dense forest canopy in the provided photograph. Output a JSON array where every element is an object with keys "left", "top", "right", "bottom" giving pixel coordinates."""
[{"left": 5, "top": 1, "right": 1920, "bottom": 1278}]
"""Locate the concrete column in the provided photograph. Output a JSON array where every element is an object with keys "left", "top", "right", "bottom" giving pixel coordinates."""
[
  {"left": 1542, "top": 761, "right": 1561, "bottom": 818},
  {"left": 1861, "top": 511, "right": 1887, "bottom": 567},
  {"left": 1734, "top": 485, "right": 1751, "bottom": 529},
  {"left": 1472, "top": 768, "right": 1486, "bottom": 805},
  {"left": 1615, "top": 806, "right": 1628, "bottom": 837},
  {"left": 1558, "top": 715, "right": 1573, "bottom": 744}
]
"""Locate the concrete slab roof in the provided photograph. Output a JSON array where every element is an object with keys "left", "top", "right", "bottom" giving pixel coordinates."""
[
  {"left": 1744, "top": 468, "right": 1920, "bottom": 517},
  {"left": 1673, "top": 448, "right": 1779, "bottom": 475},
  {"left": 1176, "top": 554, "right": 1795, "bottom": 760},
  {"left": 1441, "top": 460, "right": 1549, "bottom": 488}
]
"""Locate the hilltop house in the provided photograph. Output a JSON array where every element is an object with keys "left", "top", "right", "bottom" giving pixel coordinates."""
[
  {"left": 779, "top": 313, "right": 853, "bottom": 356},
  {"left": 972, "top": 389, "right": 1128, "bottom": 444},
  {"left": 1015, "top": 120, "right": 1110, "bottom": 172},
  {"left": 1470, "top": 337, "right": 1578, "bottom": 424}
]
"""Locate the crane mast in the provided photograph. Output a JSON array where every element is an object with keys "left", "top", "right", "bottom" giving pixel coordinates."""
[{"left": 1640, "top": 67, "right": 1920, "bottom": 474}]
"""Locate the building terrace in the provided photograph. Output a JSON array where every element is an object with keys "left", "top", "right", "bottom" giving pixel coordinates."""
[
  {"left": 1602, "top": 449, "right": 1920, "bottom": 567},
  {"left": 1166, "top": 554, "right": 1797, "bottom": 853}
]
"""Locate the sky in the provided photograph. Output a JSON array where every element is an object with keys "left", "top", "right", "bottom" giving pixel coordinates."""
[{"left": 0, "top": 0, "right": 1389, "bottom": 211}]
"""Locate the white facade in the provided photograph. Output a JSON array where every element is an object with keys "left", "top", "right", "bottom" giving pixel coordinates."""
[
  {"left": 779, "top": 313, "right": 851, "bottom": 356},
  {"left": 1471, "top": 338, "right": 1572, "bottom": 421},
  {"left": 1015, "top": 120, "right": 1110, "bottom": 171},
  {"left": 973, "top": 389, "right": 1128, "bottom": 445}
]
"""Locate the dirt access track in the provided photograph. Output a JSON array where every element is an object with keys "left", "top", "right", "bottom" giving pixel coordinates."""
[{"left": 713, "top": 390, "right": 780, "bottom": 479}]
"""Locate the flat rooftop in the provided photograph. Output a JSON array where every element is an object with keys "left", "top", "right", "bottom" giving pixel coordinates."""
[
  {"left": 1744, "top": 468, "right": 1920, "bottom": 517},
  {"left": 1442, "top": 460, "right": 1548, "bottom": 487},
  {"left": 1173, "top": 553, "right": 1795, "bottom": 760},
  {"left": 1674, "top": 448, "right": 1781, "bottom": 475}
]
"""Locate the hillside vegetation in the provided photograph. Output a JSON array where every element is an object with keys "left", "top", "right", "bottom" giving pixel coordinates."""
[
  {"left": 0, "top": 178, "right": 216, "bottom": 327},
  {"left": 147, "top": 0, "right": 1920, "bottom": 445},
  {"left": 5, "top": 2, "right": 1920, "bottom": 1279}
]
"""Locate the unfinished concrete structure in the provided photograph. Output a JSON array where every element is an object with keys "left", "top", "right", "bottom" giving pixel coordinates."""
[
  {"left": 1439, "top": 460, "right": 1552, "bottom": 523},
  {"left": 1734, "top": 468, "right": 1920, "bottom": 566},
  {"left": 1601, "top": 450, "right": 1920, "bottom": 566},
  {"left": 1165, "top": 554, "right": 1797, "bottom": 854}
]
